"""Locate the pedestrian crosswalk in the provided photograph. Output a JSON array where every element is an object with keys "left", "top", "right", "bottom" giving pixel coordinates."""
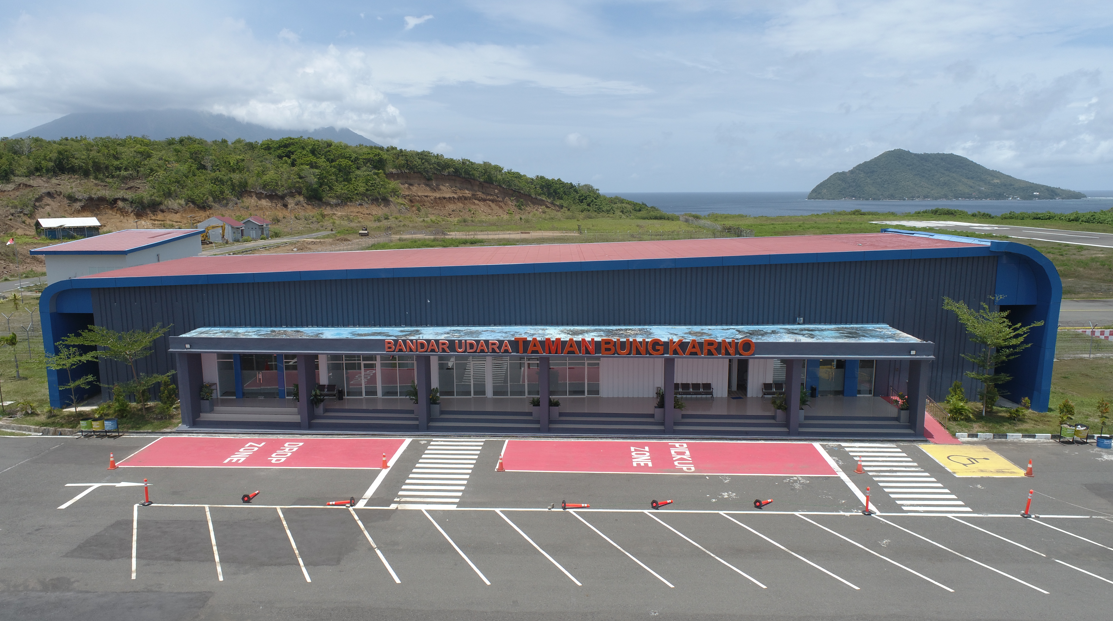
[
  {"left": 395, "top": 440, "right": 483, "bottom": 509},
  {"left": 841, "top": 443, "right": 971, "bottom": 513}
]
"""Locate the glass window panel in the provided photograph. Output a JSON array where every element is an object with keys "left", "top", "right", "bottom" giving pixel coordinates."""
[
  {"left": 241, "top": 354, "right": 278, "bottom": 398},
  {"left": 858, "top": 360, "right": 875, "bottom": 396},
  {"left": 491, "top": 357, "right": 509, "bottom": 397},
  {"left": 438, "top": 358, "right": 456, "bottom": 397},
  {"left": 472, "top": 357, "right": 486, "bottom": 397},
  {"left": 283, "top": 356, "right": 298, "bottom": 398},
  {"left": 361, "top": 359, "right": 377, "bottom": 397},
  {"left": 587, "top": 359, "right": 600, "bottom": 396}
]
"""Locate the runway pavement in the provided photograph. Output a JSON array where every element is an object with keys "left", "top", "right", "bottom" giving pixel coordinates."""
[{"left": 2, "top": 434, "right": 1111, "bottom": 620}]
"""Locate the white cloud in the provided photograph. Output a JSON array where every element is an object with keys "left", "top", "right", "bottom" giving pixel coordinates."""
[
  {"left": 404, "top": 15, "right": 434, "bottom": 30},
  {"left": 565, "top": 132, "right": 590, "bottom": 148},
  {"left": 433, "top": 142, "right": 453, "bottom": 153},
  {"left": 278, "top": 28, "right": 299, "bottom": 44}
]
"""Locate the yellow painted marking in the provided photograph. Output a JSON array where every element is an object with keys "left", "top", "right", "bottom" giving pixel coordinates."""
[{"left": 919, "top": 445, "right": 1026, "bottom": 477}]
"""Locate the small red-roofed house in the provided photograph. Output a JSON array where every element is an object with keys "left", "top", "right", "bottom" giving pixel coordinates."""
[{"left": 243, "top": 216, "right": 272, "bottom": 240}]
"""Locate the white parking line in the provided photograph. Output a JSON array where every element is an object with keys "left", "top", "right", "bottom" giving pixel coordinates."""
[
  {"left": 813, "top": 443, "right": 868, "bottom": 507},
  {"left": 645, "top": 512, "right": 766, "bottom": 588},
  {"left": 797, "top": 514, "right": 953, "bottom": 592},
  {"left": 875, "top": 516, "right": 1047, "bottom": 594},
  {"left": 497, "top": 510, "right": 581, "bottom": 586},
  {"left": 1031, "top": 519, "right": 1113, "bottom": 552},
  {"left": 423, "top": 509, "right": 490, "bottom": 585},
  {"left": 570, "top": 511, "right": 674, "bottom": 588},
  {"left": 58, "top": 485, "right": 101, "bottom": 510},
  {"left": 276, "top": 508, "right": 311, "bottom": 583},
  {"left": 349, "top": 508, "right": 401, "bottom": 583},
  {"left": 949, "top": 517, "right": 1045, "bottom": 556},
  {"left": 131, "top": 504, "right": 138, "bottom": 580},
  {"left": 204, "top": 506, "right": 224, "bottom": 582},
  {"left": 1054, "top": 560, "right": 1113, "bottom": 585},
  {"left": 356, "top": 438, "right": 412, "bottom": 508},
  {"left": 720, "top": 513, "right": 857, "bottom": 590}
]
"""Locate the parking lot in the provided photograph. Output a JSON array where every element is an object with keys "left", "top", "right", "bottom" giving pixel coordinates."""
[{"left": 2, "top": 435, "right": 1112, "bottom": 620}]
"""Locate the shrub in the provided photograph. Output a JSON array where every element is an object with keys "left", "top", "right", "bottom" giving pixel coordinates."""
[
  {"left": 945, "top": 381, "right": 974, "bottom": 422},
  {"left": 1057, "top": 399, "right": 1075, "bottom": 426}
]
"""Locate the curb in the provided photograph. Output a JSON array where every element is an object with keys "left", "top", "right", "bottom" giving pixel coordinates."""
[
  {"left": 0, "top": 421, "right": 76, "bottom": 436},
  {"left": 955, "top": 432, "right": 1054, "bottom": 440}
]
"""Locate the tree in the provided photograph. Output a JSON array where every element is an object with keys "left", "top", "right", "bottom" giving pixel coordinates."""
[
  {"left": 45, "top": 344, "right": 97, "bottom": 413},
  {"left": 61, "top": 323, "right": 174, "bottom": 415},
  {"left": 944, "top": 381, "right": 973, "bottom": 421},
  {"left": 943, "top": 296, "right": 1044, "bottom": 416}
]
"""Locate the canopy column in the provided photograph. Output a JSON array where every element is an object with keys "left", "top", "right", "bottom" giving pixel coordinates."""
[
  {"left": 176, "top": 352, "right": 202, "bottom": 427},
  {"left": 908, "top": 359, "right": 930, "bottom": 436},
  {"left": 786, "top": 358, "right": 803, "bottom": 435},
  {"left": 296, "top": 354, "right": 312, "bottom": 430},
  {"left": 538, "top": 357, "right": 550, "bottom": 432},
  {"left": 416, "top": 355, "right": 430, "bottom": 431},
  {"left": 663, "top": 358, "right": 676, "bottom": 434}
]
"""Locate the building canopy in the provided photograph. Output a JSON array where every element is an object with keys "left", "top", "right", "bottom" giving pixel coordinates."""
[{"left": 170, "top": 324, "right": 933, "bottom": 360}]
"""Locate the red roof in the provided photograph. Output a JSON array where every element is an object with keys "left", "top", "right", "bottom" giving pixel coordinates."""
[
  {"left": 30, "top": 229, "right": 203, "bottom": 255},
  {"left": 245, "top": 216, "right": 272, "bottom": 225},
  {"left": 82, "top": 233, "right": 982, "bottom": 279}
]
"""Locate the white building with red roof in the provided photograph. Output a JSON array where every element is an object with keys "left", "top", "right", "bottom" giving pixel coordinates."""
[{"left": 196, "top": 216, "right": 244, "bottom": 243}]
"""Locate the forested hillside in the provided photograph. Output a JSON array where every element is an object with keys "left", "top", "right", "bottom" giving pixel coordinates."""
[
  {"left": 0, "top": 136, "right": 667, "bottom": 218},
  {"left": 809, "top": 149, "right": 1086, "bottom": 200}
]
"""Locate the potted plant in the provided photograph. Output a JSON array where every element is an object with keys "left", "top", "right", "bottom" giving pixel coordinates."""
[
  {"left": 290, "top": 383, "right": 299, "bottom": 402},
  {"left": 673, "top": 394, "right": 685, "bottom": 422},
  {"left": 549, "top": 397, "right": 561, "bottom": 419},
  {"left": 895, "top": 391, "right": 909, "bottom": 423},
  {"left": 199, "top": 382, "right": 214, "bottom": 413},
  {"left": 405, "top": 380, "right": 419, "bottom": 404},
  {"left": 310, "top": 386, "right": 326, "bottom": 416},
  {"left": 529, "top": 397, "right": 541, "bottom": 419},
  {"left": 429, "top": 387, "right": 441, "bottom": 417},
  {"left": 770, "top": 392, "right": 787, "bottom": 423},
  {"left": 1096, "top": 397, "right": 1110, "bottom": 449},
  {"left": 654, "top": 387, "right": 665, "bottom": 422}
]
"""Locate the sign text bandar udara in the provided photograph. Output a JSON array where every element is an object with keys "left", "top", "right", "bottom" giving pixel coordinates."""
[{"left": 385, "top": 336, "right": 756, "bottom": 357}]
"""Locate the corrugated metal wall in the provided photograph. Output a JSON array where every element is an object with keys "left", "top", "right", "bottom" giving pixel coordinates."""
[{"left": 90, "top": 256, "right": 997, "bottom": 400}]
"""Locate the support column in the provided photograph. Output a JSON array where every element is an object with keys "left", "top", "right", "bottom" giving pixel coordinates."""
[
  {"left": 416, "top": 355, "right": 431, "bottom": 431},
  {"left": 785, "top": 359, "right": 803, "bottom": 435},
  {"left": 908, "top": 360, "right": 930, "bottom": 437},
  {"left": 843, "top": 359, "right": 860, "bottom": 397},
  {"left": 538, "top": 357, "right": 550, "bottom": 432},
  {"left": 663, "top": 358, "right": 676, "bottom": 434},
  {"left": 276, "top": 354, "right": 286, "bottom": 399},
  {"left": 296, "top": 354, "right": 312, "bottom": 430},
  {"left": 176, "top": 352, "right": 203, "bottom": 427},
  {"left": 233, "top": 353, "right": 243, "bottom": 399}
]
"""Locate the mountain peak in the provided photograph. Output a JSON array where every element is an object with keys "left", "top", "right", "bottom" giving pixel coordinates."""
[
  {"left": 808, "top": 150, "right": 1085, "bottom": 200},
  {"left": 10, "top": 109, "right": 381, "bottom": 147}
]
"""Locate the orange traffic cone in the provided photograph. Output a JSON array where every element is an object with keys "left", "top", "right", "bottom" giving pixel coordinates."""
[
  {"left": 496, "top": 456, "right": 505, "bottom": 472},
  {"left": 1024, "top": 459, "right": 1034, "bottom": 477},
  {"left": 561, "top": 500, "right": 589, "bottom": 510},
  {"left": 107, "top": 453, "right": 118, "bottom": 470},
  {"left": 754, "top": 499, "right": 773, "bottom": 509},
  {"left": 326, "top": 497, "right": 355, "bottom": 507},
  {"left": 382, "top": 453, "right": 388, "bottom": 469},
  {"left": 854, "top": 457, "right": 863, "bottom": 474}
]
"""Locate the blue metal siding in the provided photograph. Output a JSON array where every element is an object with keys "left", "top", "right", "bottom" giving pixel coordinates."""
[{"left": 88, "top": 256, "right": 998, "bottom": 401}]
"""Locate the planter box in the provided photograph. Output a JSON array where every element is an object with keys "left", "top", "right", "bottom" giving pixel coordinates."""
[
  {"left": 199, "top": 399, "right": 213, "bottom": 414},
  {"left": 531, "top": 406, "right": 541, "bottom": 420},
  {"left": 313, "top": 403, "right": 325, "bottom": 416},
  {"left": 430, "top": 404, "right": 441, "bottom": 418},
  {"left": 654, "top": 407, "right": 664, "bottom": 422},
  {"left": 549, "top": 407, "right": 560, "bottom": 420},
  {"left": 775, "top": 410, "right": 786, "bottom": 423},
  {"left": 898, "top": 408, "right": 909, "bottom": 424}
]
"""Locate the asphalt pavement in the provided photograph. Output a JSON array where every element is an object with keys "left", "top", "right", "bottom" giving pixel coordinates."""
[
  {"left": 2, "top": 434, "right": 1111, "bottom": 621},
  {"left": 872, "top": 220, "right": 1113, "bottom": 249}
]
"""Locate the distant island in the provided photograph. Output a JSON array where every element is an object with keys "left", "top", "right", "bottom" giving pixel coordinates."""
[{"left": 808, "top": 149, "right": 1086, "bottom": 201}]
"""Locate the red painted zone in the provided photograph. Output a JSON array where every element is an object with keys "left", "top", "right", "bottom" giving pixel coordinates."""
[
  {"left": 501, "top": 440, "right": 836, "bottom": 476},
  {"left": 118, "top": 437, "right": 404, "bottom": 469}
]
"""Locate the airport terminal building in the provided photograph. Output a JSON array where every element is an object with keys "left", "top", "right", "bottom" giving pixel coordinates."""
[{"left": 38, "top": 230, "right": 1060, "bottom": 438}]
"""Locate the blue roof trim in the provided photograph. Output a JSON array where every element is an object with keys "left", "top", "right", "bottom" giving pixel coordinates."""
[
  {"left": 880, "top": 228, "right": 993, "bottom": 246},
  {"left": 29, "top": 229, "right": 204, "bottom": 256}
]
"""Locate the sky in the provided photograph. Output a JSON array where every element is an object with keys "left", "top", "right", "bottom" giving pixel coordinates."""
[{"left": 1, "top": 1, "right": 1112, "bottom": 192}]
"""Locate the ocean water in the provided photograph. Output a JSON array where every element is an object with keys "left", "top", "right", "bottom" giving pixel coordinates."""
[{"left": 612, "top": 191, "right": 1113, "bottom": 217}]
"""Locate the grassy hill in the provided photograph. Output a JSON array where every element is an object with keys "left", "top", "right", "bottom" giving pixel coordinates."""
[
  {"left": 808, "top": 149, "right": 1086, "bottom": 201},
  {"left": 0, "top": 136, "right": 668, "bottom": 219}
]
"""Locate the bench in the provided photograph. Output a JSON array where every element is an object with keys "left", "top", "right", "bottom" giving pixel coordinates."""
[
  {"left": 761, "top": 382, "right": 786, "bottom": 397},
  {"left": 673, "top": 382, "right": 714, "bottom": 398}
]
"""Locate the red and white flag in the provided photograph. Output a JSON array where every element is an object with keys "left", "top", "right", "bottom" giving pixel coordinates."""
[{"left": 4, "top": 238, "right": 12, "bottom": 246}]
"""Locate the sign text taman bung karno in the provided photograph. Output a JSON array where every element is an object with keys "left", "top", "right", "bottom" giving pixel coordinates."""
[{"left": 385, "top": 337, "right": 756, "bottom": 357}]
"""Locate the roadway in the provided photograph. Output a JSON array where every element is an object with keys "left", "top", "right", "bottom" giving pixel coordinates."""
[{"left": 2, "top": 434, "right": 1110, "bottom": 621}]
